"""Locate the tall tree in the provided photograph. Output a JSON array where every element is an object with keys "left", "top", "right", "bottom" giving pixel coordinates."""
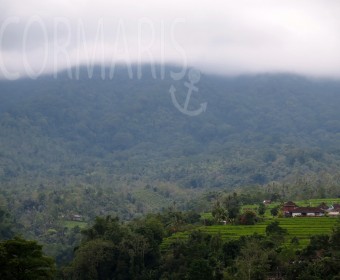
[
  {"left": 235, "top": 239, "right": 269, "bottom": 280},
  {"left": 0, "top": 237, "right": 55, "bottom": 280},
  {"left": 224, "top": 193, "right": 240, "bottom": 222},
  {"left": 212, "top": 201, "right": 228, "bottom": 223},
  {"left": 258, "top": 203, "right": 266, "bottom": 216}
]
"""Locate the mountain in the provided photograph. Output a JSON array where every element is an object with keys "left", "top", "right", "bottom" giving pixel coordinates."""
[{"left": 0, "top": 65, "right": 340, "bottom": 192}]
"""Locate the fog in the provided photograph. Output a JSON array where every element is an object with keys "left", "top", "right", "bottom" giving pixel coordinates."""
[{"left": 0, "top": 0, "right": 339, "bottom": 79}]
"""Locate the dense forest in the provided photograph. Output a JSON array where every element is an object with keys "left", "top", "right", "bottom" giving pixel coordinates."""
[
  {"left": 1, "top": 66, "right": 340, "bottom": 191},
  {"left": 1, "top": 65, "right": 340, "bottom": 279},
  {"left": 1, "top": 193, "right": 340, "bottom": 280}
]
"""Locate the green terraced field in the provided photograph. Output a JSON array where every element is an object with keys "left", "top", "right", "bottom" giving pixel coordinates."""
[
  {"left": 161, "top": 217, "right": 339, "bottom": 251},
  {"left": 296, "top": 198, "right": 340, "bottom": 205}
]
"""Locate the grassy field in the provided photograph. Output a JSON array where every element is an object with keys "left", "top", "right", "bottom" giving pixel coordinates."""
[
  {"left": 161, "top": 198, "right": 340, "bottom": 251},
  {"left": 63, "top": 220, "right": 88, "bottom": 229}
]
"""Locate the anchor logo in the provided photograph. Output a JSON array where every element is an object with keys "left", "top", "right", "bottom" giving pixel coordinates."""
[{"left": 169, "top": 68, "right": 207, "bottom": 116}]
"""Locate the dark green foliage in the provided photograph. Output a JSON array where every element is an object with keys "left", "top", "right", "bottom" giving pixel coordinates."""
[
  {"left": 62, "top": 240, "right": 117, "bottom": 280},
  {"left": 224, "top": 193, "right": 241, "bottom": 221},
  {"left": 62, "top": 214, "right": 166, "bottom": 280},
  {"left": 235, "top": 238, "right": 270, "bottom": 280},
  {"left": 186, "top": 259, "right": 213, "bottom": 280},
  {"left": 0, "top": 207, "right": 15, "bottom": 239},
  {"left": 258, "top": 203, "right": 266, "bottom": 216},
  {"left": 1, "top": 70, "right": 340, "bottom": 192},
  {"left": 160, "top": 230, "right": 222, "bottom": 279},
  {"left": 270, "top": 193, "right": 281, "bottom": 202},
  {"left": 266, "top": 221, "right": 287, "bottom": 236},
  {"left": 270, "top": 206, "right": 280, "bottom": 217},
  {"left": 55, "top": 214, "right": 340, "bottom": 280},
  {"left": 212, "top": 201, "right": 228, "bottom": 223},
  {"left": 1, "top": 67, "right": 340, "bottom": 278},
  {"left": 81, "top": 216, "right": 124, "bottom": 243},
  {"left": 0, "top": 237, "right": 55, "bottom": 280},
  {"left": 265, "top": 221, "right": 287, "bottom": 244},
  {"left": 285, "top": 222, "right": 340, "bottom": 280},
  {"left": 330, "top": 219, "right": 340, "bottom": 252},
  {"left": 223, "top": 239, "right": 241, "bottom": 266},
  {"left": 291, "top": 236, "right": 300, "bottom": 245},
  {"left": 158, "top": 209, "right": 201, "bottom": 234},
  {"left": 238, "top": 210, "right": 257, "bottom": 225},
  {"left": 1, "top": 69, "right": 340, "bottom": 262},
  {"left": 302, "top": 235, "right": 331, "bottom": 257}
]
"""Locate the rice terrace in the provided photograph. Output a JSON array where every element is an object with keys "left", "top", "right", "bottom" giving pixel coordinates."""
[{"left": 161, "top": 198, "right": 340, "bottom": 250}]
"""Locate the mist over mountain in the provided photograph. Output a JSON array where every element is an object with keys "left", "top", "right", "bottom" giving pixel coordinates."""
[
  {"left": 2, "top": 2, "right": 340, "bottom": 277},
  {"left": 1, "top": 65, "right": 340, "bottom": 190}
]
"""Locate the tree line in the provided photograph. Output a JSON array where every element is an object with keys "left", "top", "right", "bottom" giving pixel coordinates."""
[{"left": 1, "top": 202, "right": 340, "bottom": 280}]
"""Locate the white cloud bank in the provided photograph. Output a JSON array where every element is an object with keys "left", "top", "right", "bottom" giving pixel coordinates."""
[{"left": 0, "top": 0, "right": 339, "bottom": 79}]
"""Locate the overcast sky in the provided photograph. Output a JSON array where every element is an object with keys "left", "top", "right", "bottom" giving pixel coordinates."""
[{"left": 0, "top": 0, "right": 339, "bottom": 79}]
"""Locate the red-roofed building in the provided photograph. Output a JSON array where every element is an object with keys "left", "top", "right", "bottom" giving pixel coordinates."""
[{"left": 283, "top": 201, "right": 298, "bottom": 217}]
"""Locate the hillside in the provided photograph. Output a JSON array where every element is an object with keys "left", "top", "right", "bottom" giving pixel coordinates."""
[
  {"left": 1, "top": 66, "right": 340, "bottom": 265},
  {"left": 0, "top": 66, "right": 340, "bottom": 191}
]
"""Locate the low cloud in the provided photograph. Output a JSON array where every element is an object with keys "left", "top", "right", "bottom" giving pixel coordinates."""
[{"left": 0, "top": 0, "right": 339, "bottom": 79}]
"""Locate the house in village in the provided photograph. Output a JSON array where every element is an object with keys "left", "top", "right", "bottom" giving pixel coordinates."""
[
  {"left": 71, "top": 214, "right": 83, "bottom": 221},
  {"left": 328, "top": 203, "right": 340, "bottom": 217},
  {"left": 283, "top": 201, "right": 324, "bottom": 217},
  {"left": 282, "top": 201, "right": 340, "bottom": 217},
  {"left": 282, "top": 201, "right": 298, "bottom": 217},
  {"left": 290, "top": 207, "right": 325, "bottom": 217}
]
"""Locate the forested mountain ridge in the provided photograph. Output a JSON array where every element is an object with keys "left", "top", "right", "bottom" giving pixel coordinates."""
[{"left": 1, "top": 65, "right": 340, "bottom": 191}]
